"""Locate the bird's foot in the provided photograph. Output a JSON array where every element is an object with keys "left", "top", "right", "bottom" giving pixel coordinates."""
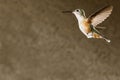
[{"left": 87, "top": 32, "right": 93, "bottom": 38}]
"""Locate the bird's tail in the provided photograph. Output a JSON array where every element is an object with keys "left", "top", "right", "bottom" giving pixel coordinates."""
[
  {"left": 93, "top": 26, "right": 111, "bottom": 43},
  {"left": 102, "top": 37, "right": 111, "bottom": 43}
]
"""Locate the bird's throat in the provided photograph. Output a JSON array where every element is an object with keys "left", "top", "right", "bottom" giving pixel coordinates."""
[{"left": 73, "top": 14, "right": 85, "bottom": 22}]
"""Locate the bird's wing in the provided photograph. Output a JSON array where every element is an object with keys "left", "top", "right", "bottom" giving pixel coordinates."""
[{"left": 87, "top": 5, "right": 113, "bottom": 27}]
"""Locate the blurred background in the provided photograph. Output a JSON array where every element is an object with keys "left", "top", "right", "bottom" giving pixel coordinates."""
[{"left": 0, "top": 0, "right": 120, "bottom": 80}]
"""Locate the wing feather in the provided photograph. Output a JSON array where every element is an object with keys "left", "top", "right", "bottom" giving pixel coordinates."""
[{"left": 88, "top": 5, "right": 113, "bottom": 27}]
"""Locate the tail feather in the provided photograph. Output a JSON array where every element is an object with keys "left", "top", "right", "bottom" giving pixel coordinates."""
[
  {"left": 92, "top": 26, "right": 111, "bottom": 43},
  {"left": 102, "top": 37, "right": 111, "bottom": 43}
]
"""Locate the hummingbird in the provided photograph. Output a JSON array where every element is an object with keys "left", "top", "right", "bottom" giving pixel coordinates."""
[{"left": 62, "top": 5, "right": 113, "bottom": 43}]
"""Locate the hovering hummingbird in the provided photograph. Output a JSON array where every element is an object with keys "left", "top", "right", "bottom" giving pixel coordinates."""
[{"left": 63, "top": 5, "right": 113, "bottom": 43}]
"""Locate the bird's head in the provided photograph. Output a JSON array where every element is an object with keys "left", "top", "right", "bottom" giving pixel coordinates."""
[
  {"left": 72, "top": 9, "right": 85, "bottom": 17},
  {"left": 62, "top": 9, "right": 86, "bottom": 18}
]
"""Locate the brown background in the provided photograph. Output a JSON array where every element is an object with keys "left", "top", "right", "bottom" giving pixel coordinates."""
[{"left": 0, "top": 0, "right": 120, "bottom": 80}]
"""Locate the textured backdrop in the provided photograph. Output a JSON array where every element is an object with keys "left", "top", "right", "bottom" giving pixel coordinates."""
[{"left": 0, "top": 0, "right": 120, "bottom": 80}]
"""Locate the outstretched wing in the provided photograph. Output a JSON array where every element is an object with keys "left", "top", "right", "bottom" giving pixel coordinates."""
[{"left": 87, "top": 5, "right": 113, "bottom": 27}]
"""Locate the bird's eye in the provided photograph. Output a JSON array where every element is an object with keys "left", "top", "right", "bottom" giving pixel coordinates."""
[{"left": 76, "top": 9, "right": 79, "bottom": 12}]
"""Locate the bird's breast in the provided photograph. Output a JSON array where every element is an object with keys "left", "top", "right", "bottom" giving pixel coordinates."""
[{"left": 79, "top": 19, "right": 91, "bottom": 34}]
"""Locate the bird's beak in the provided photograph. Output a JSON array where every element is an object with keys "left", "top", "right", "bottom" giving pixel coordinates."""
[{"left": 62, "top": 11, "right": 72, "bottom": 13}]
